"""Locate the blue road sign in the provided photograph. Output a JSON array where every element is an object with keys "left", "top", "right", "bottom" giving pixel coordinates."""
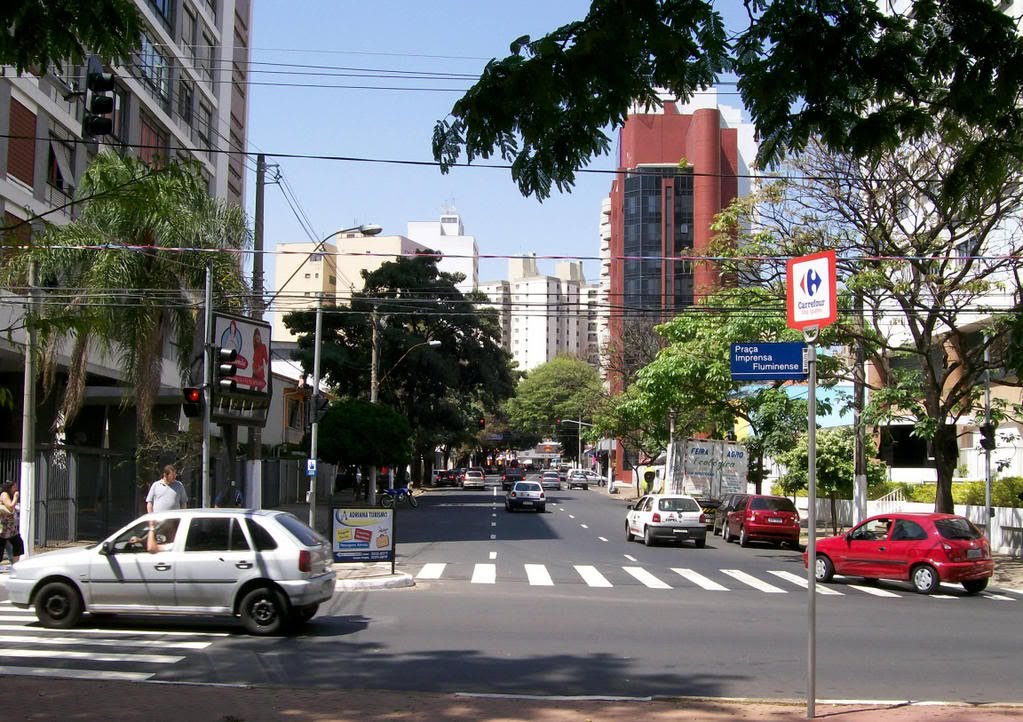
[{"left": 730, "top": 342, "right": 808, "bottom": 381}]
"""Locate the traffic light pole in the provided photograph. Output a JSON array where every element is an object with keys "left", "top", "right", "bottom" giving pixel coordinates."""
[
  {"left": 984, "top": 348, "right": 992, "bottom": 541},
  {"left": 202, "top": 264, "right": 213, "bottom": 508}
]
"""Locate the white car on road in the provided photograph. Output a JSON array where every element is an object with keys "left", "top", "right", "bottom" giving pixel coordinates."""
[{"left": 626, "top": 494, "right": 707, "bottom": 548}]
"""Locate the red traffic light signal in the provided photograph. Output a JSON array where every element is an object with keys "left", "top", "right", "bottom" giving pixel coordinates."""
[
  {"left": 182, "top": 387, "right": 202, "bottom": 417},
  {"left": 477, "top": 416, "right": 486, "bottom": 429}
]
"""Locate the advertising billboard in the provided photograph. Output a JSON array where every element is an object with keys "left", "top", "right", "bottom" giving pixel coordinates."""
[{"left": 211, "top": 312, "right": 272, "bottom": 427}]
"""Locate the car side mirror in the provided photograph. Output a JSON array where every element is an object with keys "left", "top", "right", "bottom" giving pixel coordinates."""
[{"left": 100, "top": 540, "right": 114, "bottom": 556}]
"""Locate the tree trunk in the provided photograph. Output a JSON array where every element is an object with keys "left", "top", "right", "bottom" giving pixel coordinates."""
[
  {"left": 830, "top": 492, "right": 838, "bottom": 535},
  {"left": 933, "top": 423, "right": 957, "bottom": 513}
]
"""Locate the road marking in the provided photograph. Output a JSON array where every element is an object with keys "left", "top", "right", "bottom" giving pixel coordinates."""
[
  {"left": 671, "top": 568, "right": 729, "bottom": 591},
  {"left": 0, "top": 665, "right": 153, "bottom": 681},
  {"left": 980, "top": 593, "right": 1015, "bottom": 601},
  {"left": 490, "top": 534, "right": 496, "bottom": 540},
  {"left": 721, "top": 569, "right": 787, "bottom": 593},
  {"left": 0, "top": 623, "right": 228, "bottom": 637},
  {"left": 580, "top": 524, "right": 589, "bottom": 529},
  {"left": 845, "top": 584, "right": 901, "bottom": 597},
  {"left": 489, "top": 551, "right": 497, "bottom": 560},
  {"left": 491, "top": 522, "right": 496, "bottom": 527},
  {"left": 0, "top": 648, "right": 183, "bottom": 664},
  {"left": 525, "top": 564, "right": 554, "bottom": 586},
  {"left": 568, "top": 515, "right": 576, "bottom": 519},
  {"left": 623, "top": 567, "right": 672, "bottom": 589},
  {"left": 574, "top": 565, "right": 613, "bottom": 588},
  {"left": 0, "top": 634, "right": 210, "bottom": 650},
  {"left": 597, "top": 536, "right": 608, "bottom": 542},
  {"left": 623, "top": 554, "right": 637, "bottom": 562},
  {"left": 471, "top": 563, "right": 497, "bottom": 584},
  {"left": 417, "top": 563, "right": 446, "bottom": 579},
  {"left": 768, "top": 570, "right": 843, "bottom": 594}
]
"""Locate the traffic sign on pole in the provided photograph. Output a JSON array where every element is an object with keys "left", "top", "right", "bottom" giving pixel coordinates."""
[{"left": 787, "top": 250, "right": 837, "bottom": 331}]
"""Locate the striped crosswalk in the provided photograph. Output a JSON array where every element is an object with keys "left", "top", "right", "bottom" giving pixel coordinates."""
[
  {"left": 413, "top": 562, "right": 1023, "bottom": 601},
  {"left": 0, "top": 600, "right": 224, "bottom": 681}
]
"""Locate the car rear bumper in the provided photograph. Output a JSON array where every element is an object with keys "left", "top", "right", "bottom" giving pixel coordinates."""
[
  {"left": 462, "top": 482, "right": 485, "bottom": 489},
  {"left": 507, "top": 498, "right": 544, "bottom": 510},
  {"left": 278, "top": 571, "right": 337, "bottom": 606},
  {"left": 934, "top": 559, "right": 994, "bottom": 582},
  {"left": 648, "top": 526, "right": 707, "bottom": 542},
  {"left": 744, "top": 524, "right": 800, "bottom": 542}
]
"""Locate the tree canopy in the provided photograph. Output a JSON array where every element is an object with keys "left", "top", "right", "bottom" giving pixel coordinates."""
[
  {"left": 1, "top": 0, "right": 142, "bottom": 73},
  {"left": 317, "top": 399, "right": 412, "bottom": 468},
  {"left": 434, "top": 0, "right": 1023, "bottom": 202}
]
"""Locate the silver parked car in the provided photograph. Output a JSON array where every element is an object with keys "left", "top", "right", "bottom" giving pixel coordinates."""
[
  {"left": 539, "top": 470, "right": 561, "bottom": 491},
  {"left": 505, "top": 481, "right": 546, "bottom": 512},
  {"left": 6, "top": 509, "right": 336, "bottom": 635}
]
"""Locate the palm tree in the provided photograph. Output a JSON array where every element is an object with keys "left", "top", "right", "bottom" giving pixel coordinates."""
[{"left": 3, "top": 151, "right": 250, "bottom": 440}]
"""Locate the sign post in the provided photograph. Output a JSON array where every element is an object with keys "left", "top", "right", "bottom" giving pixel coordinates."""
[{"left": 786, "top": 250, "right": 837, "bottom": 720}]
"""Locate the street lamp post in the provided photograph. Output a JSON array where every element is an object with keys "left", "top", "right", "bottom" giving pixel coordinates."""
[
  {"left": 367, "top": 302, "right": 439, "bottom": 505},
  {"left": 306, "top": 224, "right": 382, "bottom": 530}
]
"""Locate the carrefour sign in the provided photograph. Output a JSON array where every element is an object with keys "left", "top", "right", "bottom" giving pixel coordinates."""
[{"left": 786, "top": 250, "right": 837, "bottom": 331}]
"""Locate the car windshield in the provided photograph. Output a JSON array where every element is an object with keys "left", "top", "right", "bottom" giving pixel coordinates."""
[
  {"left": 658, "top": 497, "right": 700, "bottom": 512},
  {"left": 750, "top": 497, "right": 797, "bottom": 512},
  {"left": 934, "top": 517, "right": 983, "bottom": 540},
  {"left": 276, "top": 512, "right": 327, "bottom": 546},
  {"left": 542, "top": 472, "right": 558, "bottom": 477},
  {"left": 515, "top": 483, "right": 542, "bottom": 493}
]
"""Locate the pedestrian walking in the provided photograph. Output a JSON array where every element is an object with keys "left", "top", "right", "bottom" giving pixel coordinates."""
[
  {"left": 146, "top": 465, "right": 188, "bottom": 513},
  {"left": 0, "top": 479, "right": 23, "bottom": 565}
]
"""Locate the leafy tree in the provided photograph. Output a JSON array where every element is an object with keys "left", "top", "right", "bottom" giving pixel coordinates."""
[
  {"left": 317, "top": 399, "right": 412, "bottom": 469},
  {"left": 1, "top": 152, "right": 250, "bottom": 441},
  {"left": 434, "top": 1, "right": 1023, "bottom": 202},
  {"left": 714, "top": 137, "right": 1023, "bottom": 514},
  {"left": 503, "top": 355, "right": 603, "bottom": 461},
  {"left": 286, "top": 253, "right": 515, "bottom": 483},
  {"left": 1, "top": 0, "right": 142, "bottom": 73},
  {"left": 775, "top": 427, "right": 887, "bottom": 534}
]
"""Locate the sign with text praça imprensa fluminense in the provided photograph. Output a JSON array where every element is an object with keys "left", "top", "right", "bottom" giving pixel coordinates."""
[{"left": 730, "top": 342, "right": 808, "bottom": 381}]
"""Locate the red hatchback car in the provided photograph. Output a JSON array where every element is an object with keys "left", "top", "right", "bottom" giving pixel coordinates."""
[
  {"left": 721, "top": 494, "right": 801, "bottom": 549},
  {"left": 805, "top": 512, "right": 994, "bottom": 594}
]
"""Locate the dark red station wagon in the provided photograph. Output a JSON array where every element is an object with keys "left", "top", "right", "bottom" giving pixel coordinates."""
[
  {"left": 721, "top": 494, "right": 801, "bottom": 549},
  {"left": 805, "top": 512, "right": 994, "bottom": 594}
]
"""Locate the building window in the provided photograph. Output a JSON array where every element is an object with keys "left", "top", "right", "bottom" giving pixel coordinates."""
[
  {"left": 47, "top": 133, "right": 76, "bottom": 194},
  {"left": 7, "top": 99, "right": 36, "bottom": 187},
  {"left": 138, "top": 113, "right": 168, "bottom": 167},
  {"left": 138, "top": 31, "right": 171, "bottom": 105},
  {"left": 181, "top": 5, "right": 197, "bottom": 62},
  {"left": 304, "top": 273, "right": 311, "bottom": 279},
  {"left": 177, "top": 80, "right": 194, "bottom": 127},
  {"left": 199, "top": 30, "right": 216, "bottom": 81},
  {"left": 110, "top": 86, "right": 128, "bottom": 144},
  {"left": 197, "top": 100, "right": 212, "bottom": 153},
  {"left": 149, "top": 0, "right": 174, "bottom": 27}
]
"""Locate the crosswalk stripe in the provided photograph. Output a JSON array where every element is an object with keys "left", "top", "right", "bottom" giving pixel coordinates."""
[
  {"left": 0, "top": 648, "right": 183, "bottom": 664},
  {"left": 0, "top": 624, "right": 228, "bottom": 637},
  {"left": 845, "top": 584, "right": 901, "bottom": 597},
  {"left": 623, "top": 567, "right": 672, "bottom": 589},
  {"left": 981, "top": 593, "right": 1015, "bottom": 601},
  {"left": 525, "top": 564, "right": 554, "bottom": 586},
  {"left": 417, "top": 563, "right": 446, "bottom": 579},
  {"left": 471, "top": 563, "right": 496, "bottom": 584},
  {"left": 0, "top": 634, "right": 210, "bottom": 650},
  {"left": 768, "top": 570, "right": 844, "bottom": 595},
  {"left": 722, "top": 569, "right": 787, "bottom": 593},
  {"left": 671, "top": 568, "right": 729, "bottom": 591},
  {"left": 0, "top": 665, "right": 153, "bottom": 681},
  {"left": 574, "top": 565, "right": 613, "bottom": 588}
]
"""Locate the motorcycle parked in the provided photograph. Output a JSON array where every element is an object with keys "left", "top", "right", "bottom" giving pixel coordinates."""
[{"left": 379, "top": 485, "right": 418, "bottom": 508}]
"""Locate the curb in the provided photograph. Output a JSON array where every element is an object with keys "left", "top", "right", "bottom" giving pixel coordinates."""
[{"left": 335, "top": 572, "right": 415, "bottom": 591}]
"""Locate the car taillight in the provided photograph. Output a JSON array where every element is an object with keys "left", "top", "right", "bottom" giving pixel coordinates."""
[
  {"left": 540, "top": 492, "right": 545, "bottom": 498},
  {"left": 510, "top": 492, "right": 517, "bottom": 497},
  {"left": 652, "top": 512, "right": 661, "bottom": 522},
  {"left": 699, "top": 513, "right": 707, "bottom": 524},
  {"left": 941, "top": 542, "right": 966, "bottom": 562},
  {"left": 299, "top": 549, "right": 312, "bottom": 573}
]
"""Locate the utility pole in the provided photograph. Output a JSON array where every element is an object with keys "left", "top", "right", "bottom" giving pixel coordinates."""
[
  {"left": 19, "top": 260, "right": 38, "bottom": 557},
  {"left": 368, "top": 304, "right": 380, "bottom": 507},
  {"left": 984, "top": 347, "right": 992, "bottom": 541},
  {"left": 309, "top": 294, "right": 323, "bottom": 528},
  {"left": 250, "top": 153, "right": 265, "bottom": 461},
  {"left": 202, "top": 264, "right": 213, "bottom": 508},
  {"left": 852, "top": 289, "right": 867, "bottom": 525}
]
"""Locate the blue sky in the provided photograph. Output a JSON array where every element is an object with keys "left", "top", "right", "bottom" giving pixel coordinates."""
[{"left": 244, "top": 2, "right": 748, "bottom": 288}]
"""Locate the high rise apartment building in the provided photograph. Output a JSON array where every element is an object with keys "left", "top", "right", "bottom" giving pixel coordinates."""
[
  {"left": 1, "top": 0, "right": 251, "bottom": 253},
  {"left": 606, "top": 91, "right": 757, "bottom": 377},
  {"left": 407, "top": 213, "right": 478, "bottom": 295}
]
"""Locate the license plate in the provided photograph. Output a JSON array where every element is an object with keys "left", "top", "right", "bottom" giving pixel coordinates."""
[
  {"left": 522, "top": 500, "right": 533, "bottom": 506},
  {"left": 967, "top": 548, "right": 982, "bottom": 559},
  {"left": 768, "top": 517, "right": 783, "bottom": 524},
  {"left": 673, "top": 529, "right": 690, "bottom": 535}
]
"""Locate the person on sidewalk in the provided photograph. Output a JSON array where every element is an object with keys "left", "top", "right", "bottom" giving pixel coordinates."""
[
  {"left": 146, "top": 465, "right": 188, "bottom": 513},
  {"left": 0, "top": 480, "right": 22, "bottom": 565}
]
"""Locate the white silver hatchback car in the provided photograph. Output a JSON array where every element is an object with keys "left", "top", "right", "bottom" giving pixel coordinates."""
[
  {"left": 7, "top": 509, "right": 335, "bottom": 635},
  {"left": 626, "top": 494, "right": 707, "bottom": 548}
]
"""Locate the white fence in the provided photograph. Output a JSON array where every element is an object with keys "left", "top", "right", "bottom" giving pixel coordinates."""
[{"left": 794, "top": 497, "right": 1023, "bottom": 555}]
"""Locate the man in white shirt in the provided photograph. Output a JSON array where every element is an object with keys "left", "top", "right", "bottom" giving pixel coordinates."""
[{"left": 146, "top": 465, "right": 188, "bottom": 513}]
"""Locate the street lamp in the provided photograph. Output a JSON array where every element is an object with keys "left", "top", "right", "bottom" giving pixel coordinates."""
[
  {"left": 367, "top": 310, "right": 440, "bottom": 504},
  {"left": 307, "top": 224, "right": 382, "bottom": 528}
]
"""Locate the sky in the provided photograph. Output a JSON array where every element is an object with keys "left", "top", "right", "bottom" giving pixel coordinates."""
[{"left": 243, "top": 1, "right": 749, "bottom": 290}]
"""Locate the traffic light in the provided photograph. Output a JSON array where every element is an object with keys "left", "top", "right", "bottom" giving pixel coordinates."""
[
  {"left": 979, "top": 423, "right": 996, "bottom": 451},
  {"left": 182, "top": 387, "right": 202, "bottom": 418},
  {"left": 477, "top": 416, "right": 486, "bottom": 430},
  {"left": 82, "top": 55, "right": 115, "bottom": 137},
  {"left": 215, "top": 347, "right": 239, "bottom": 392},
  {"left": 555, "top": 418, "right": 561, "bottom": 429},
  {"left": 313, "top": 396, "right": 329, "bottom": 423}
]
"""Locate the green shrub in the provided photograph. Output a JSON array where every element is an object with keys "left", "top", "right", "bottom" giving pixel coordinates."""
[{"left": 865, "top": 478, "right": 1023, "bottom": 507}]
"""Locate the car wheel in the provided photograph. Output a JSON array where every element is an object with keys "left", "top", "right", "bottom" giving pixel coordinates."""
[
  {"left": 34, "top": 581, "right": 83, "bottom": 629},
  {"left": 625, "top": 522, "right": 634, "bottom": 542},
  {"left": 739, "top": 526, "right": 750, "bottom": 547},
  {"left": 814, "top": 554, "right": 835, "bottom": 583},
  {"left": 911, "top": 564, "right": 940, "bottom": 594},
  {"left": 643, "top": 526, "right": 655, "bottom": 546},
  {"left": 240, "top": 587, "right": 289, "bottom": 636},
  {"left": 721, "top": 523, "right": 732, "bottom": 543},
  {"left": 695, "top": 538, "right": 706, "bottom": 549},
  {"left": 962, "top": 578, "right": 989, "bottom": 594}
]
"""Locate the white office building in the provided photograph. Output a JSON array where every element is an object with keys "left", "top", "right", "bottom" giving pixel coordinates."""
[{"left": 406, "top": 212, "right": 478, "bottom": 294}]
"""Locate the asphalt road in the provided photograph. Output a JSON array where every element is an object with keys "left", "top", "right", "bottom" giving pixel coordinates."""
[{"left": 1, "top": 483, "right": 1020, "bottom": 705}]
